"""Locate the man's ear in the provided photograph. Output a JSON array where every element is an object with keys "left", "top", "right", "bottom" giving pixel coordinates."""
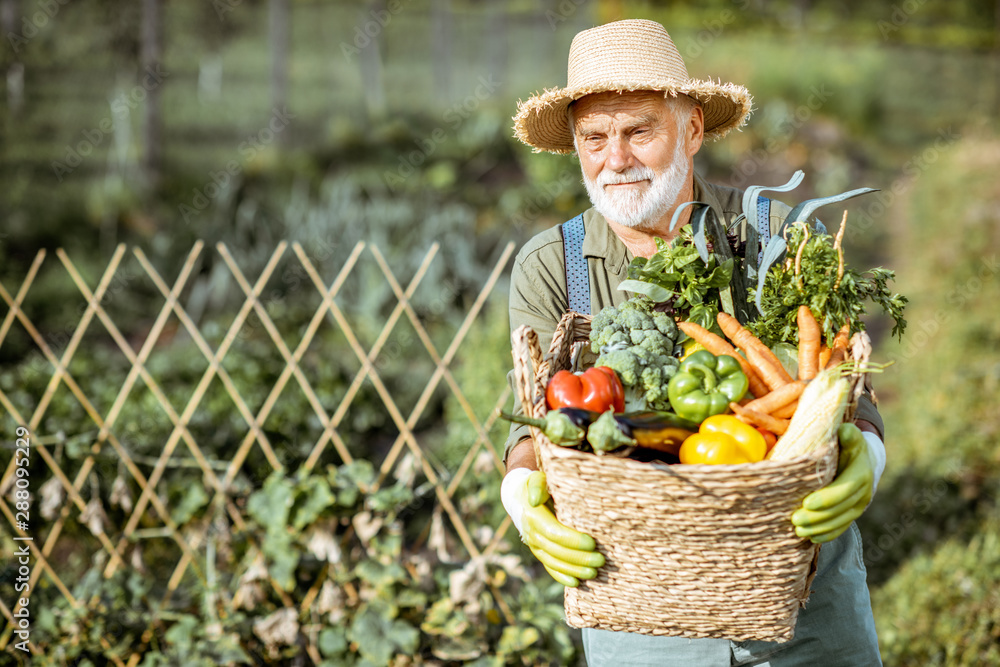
[{"left": 686, "top": 104, "right": 705, "bottom": 157}]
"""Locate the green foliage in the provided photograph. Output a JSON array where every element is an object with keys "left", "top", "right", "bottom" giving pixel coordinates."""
[
  {"left": 871, "top": 511, "right": 1000, "bottom": 666},
  {"left": 748, "top": 222, "right": 908, "bottom": 347},
  {"left": 861, "top": 139, "right": 1000, "bottom": 665},
  {"left": 622, "top": 226, "right": 735, "bottom": 332}
]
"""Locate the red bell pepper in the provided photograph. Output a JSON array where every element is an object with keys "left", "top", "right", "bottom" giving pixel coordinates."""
[{"left": 546, "top": 366, "right": 625, "bottom": 414}]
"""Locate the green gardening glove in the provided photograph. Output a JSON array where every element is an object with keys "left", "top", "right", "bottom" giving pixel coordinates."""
[
  {"left": 511, "top": 471, "right": 605, "bottom": 587},
  {"left": 792, "top": 423, "right": 875, "bottom": 544}
]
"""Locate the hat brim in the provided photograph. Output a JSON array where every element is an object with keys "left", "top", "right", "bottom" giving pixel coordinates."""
[{"left": 513, "top": 79, "right": 753, "bottom": 153}]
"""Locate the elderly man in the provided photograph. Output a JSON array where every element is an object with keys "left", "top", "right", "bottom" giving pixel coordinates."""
[{"left": 500, "top": 19, "right": 887, "bottom": 666}]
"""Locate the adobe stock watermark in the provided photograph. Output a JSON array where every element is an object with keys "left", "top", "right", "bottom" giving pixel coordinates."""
[
  {"left": 877, "top": 0, "right": 929, "bottom": 39},
  {"left": 179, "top": 106, "right": 295, "bottom": 224},
  {"left": 846, "top": 126, "right": 960, "bottom": 242},
  {"left": 729, "top": 84, "right": 834, "bottom": 188},
  {"left": 863, "top": 458, "right": 963, "bottom": 567},
  {"left": 51, "top": 65, "right": 170, "bottom": 182},
  {"left": 681, "top": 8, "right": 736, "bottom": 60},
  {"left": 887, "top": 254, "right": 998, "bottom": 365},
  {"left": 340, "top": 0, "right": 411, "bottom": 62},
  {"left": 213, "top": 0, "right": 243, "bottom": 21},
  {"left": 6, "top": 0, "right": 71, "bottom": 54},
  {"left": 544, "top": 0, "right": 588, "bottom": 30},
  {"left": 511, "top": 170, "right": 579, "bottom": 233},
  {"left": 382, "top": 74, "right": 501, "bottom": 191}
]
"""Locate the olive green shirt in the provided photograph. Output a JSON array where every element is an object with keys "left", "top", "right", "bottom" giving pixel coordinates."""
[{"left": 504, "top": 171, "right": 884, "bottom": 463}]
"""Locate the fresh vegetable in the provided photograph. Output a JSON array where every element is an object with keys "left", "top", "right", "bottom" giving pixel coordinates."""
[
  {"left": 756, "top": 426, "right": 778, "bottom": 453},
  {"left": 590, "top": 298, "right": 680, "bottom": 411},
  {"left": 546, "top": 366, "right": 625, "bottom": 413},
  {"left": 825, "top": 324, "right": 850, "bottom": 370},
  {"left": 499, "top": 408, "right": 599, "bottom": 446},
  {"left": 678, "top": 320, "right": 769, "bottom": 400},
  {"left": 717, "top": 312, "right": 792, "bottom": 391},
  {"left": 796, "top": 305, "right": 822, "bottom": 380},
  {"left": 740, "top": 380, "right": 805, "bottom": 417},
  {"left": 749, "top": 219, "right": 907, "bottom": 349},
  {"left": 667, "top": 350, "right": 748, "bottom": 422},
  {"left": 699, "top": 414, "right": 767, "bottom": 462},
  {"left": 678, "top": 427, "right": 764, "bottom": 465},
  {"left": 617, "top": 224, "right": 735, "bottom": 332},
  {"left": 767, "top": 368, "right": 851, "bottom": 461},
  {"left": 728, "top": 401, "right": 790, "bottom": 435},
  {"left": 586, "top": 409, "right": 698, "bottom": 455}
]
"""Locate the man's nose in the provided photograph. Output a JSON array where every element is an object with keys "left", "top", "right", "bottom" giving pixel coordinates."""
[{"left": 605, "top": 136, "right": 634, "bottom": 172}]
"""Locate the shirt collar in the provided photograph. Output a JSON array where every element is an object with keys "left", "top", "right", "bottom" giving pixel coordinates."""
[{"left": 581, "top": 170, "right": 725, "bottom": 271}]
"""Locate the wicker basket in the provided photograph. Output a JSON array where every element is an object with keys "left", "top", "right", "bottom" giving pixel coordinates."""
[{"left": 510, "top": 311, "right": 870, "bottom": 643}]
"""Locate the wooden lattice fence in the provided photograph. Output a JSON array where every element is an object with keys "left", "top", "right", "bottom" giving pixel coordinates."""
[{"left": 0, "top": 239, "right": 531, "bottom": 664}]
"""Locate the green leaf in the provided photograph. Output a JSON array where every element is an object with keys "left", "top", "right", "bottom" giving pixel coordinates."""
[
  {"left": 756, "top": 235, "right": 788, "bottom": 315},
  {"left": 164, "top": 615, "right": 199, "bottom": 656},
  {"left": 262, "top": 530, "right": 299, "bottom": 591},
  {"left": 669, "top": 200, "right": 706, "bottom": 232},
  {"left": 497, "top": 626, "right": 540, "bottom": 654},
  {"left": 170, "top": 483, "right": 209, "bottom": 525},
  {"left": 318, "top": 627, "right": 348, "bottom": 657},
  {"left": 355, "top": 559, "right": 408, "bottom": 590},
  {"left": 617, "top": 279, "right": 673, "bottom": 302},
  {"left": 690, "top": 205, "right": 711, "bottom": 264},
  {"left": 247, "top": 473, "right": 294, "bottom": 535},
  {"left": 348, "top": 608, "right": 419, "bottom": 665},
  {"left": 781, "top": 187, "right": 878, "bottom": 237},
  {"left": 292, "top": 475, "right": 335, "bottom": 530}
]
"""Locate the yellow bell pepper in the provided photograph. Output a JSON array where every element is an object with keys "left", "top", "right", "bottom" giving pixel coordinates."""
[{"left": 679, "top": 415, "right": 767, "bottom": 465}]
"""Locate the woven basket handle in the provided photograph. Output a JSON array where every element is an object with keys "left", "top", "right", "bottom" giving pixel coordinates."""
[{"left": 511, "top": 324, "right": 546, "bottom": 468}]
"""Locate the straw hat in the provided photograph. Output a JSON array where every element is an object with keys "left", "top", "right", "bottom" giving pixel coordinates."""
[{"left": 513, "top": 19, "right": 753, "bottom": 153}]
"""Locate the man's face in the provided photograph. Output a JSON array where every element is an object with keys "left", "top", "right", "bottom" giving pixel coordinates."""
[{"left": 572, "top": 91, "right": 701, "bottom": 231}]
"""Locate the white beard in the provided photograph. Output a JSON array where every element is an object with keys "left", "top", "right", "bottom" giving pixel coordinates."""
[{"left": 581, "top": 139, "right": 690, "bottom": 231}]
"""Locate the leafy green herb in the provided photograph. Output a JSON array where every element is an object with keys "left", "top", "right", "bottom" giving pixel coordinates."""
[
  {"left": 748, "top": 221, "right": 908, "bottom": 347},
  {"left": 619, "top": 224, "right": 734, "bottom": 332}
]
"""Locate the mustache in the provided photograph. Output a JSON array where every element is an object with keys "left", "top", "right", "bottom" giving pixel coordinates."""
[{"left": 595, "top": 167, "right": 655, "bottom": 187}]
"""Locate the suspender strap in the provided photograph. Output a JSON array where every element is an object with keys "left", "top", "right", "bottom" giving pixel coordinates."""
[
  {"left": 561, "top": 213, "right": 590, "bottom": 316},
  {"left": 756, "top": 196, "right": 771, "bottom": 263}
]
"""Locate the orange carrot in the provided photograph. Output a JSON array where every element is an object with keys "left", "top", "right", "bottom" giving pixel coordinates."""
[
  {"left": 717, "top": 312, "right": 793, "bottom": 390},
  {"left": 678, "top": 321, "right": 770, "bottom": 399},
  {"left": 729, "top": 402, "right": 790, "bottom": 435},
  {"left": 744, "top": 346, "right": 792, "bottom": 391},
  {"left": 796, "top": 306, "right": 821, "bottom": 380},
  {"left": 818, "top": 344, "right": 832, "bottom": 369},
  {"left": 742, "top": 380, "right": 806, "bottom": 416},
  {"left": 825, "top": 324, "right": 851, "bottom": 369},
  {"left": 770, "top": 400, "right": 799, "bottom": 419}
]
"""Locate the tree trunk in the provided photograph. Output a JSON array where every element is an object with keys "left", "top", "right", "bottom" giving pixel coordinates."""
[
  {"left": 141, "top": 0, "right": 162, "bottom": 190},
  {"left": 269, "top": 0, "right": 290, "bottom": 144}
]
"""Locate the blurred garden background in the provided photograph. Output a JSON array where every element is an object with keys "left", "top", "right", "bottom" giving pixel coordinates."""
[{"left": 1, "top": 0, "right": 999, "bottom": 664}]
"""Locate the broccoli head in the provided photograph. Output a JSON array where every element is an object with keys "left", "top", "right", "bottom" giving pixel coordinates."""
[{"left": 591, "top": 298, "right": 681, "bottom": 410}]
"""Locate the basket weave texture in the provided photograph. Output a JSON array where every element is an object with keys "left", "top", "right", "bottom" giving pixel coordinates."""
[{"left": 511, "top": 312, "right": 846, "bottom": 642}]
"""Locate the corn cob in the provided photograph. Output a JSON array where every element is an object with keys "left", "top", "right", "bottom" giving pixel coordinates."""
[{"left": 766, "top": 368, "right": 849, "bottom": 461}]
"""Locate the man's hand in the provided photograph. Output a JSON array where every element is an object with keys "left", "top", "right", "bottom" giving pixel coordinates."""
[
  {"left": 792, "top": 422, "right": 876, "bottom": 544},
  {"left": 502, "top": 468, "right": 605, "bottom": 587}
]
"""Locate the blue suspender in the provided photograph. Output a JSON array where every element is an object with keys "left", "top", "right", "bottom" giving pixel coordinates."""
[
  {"left": 756, "top": 196, "right": 771, "bottom": 264},
  {"left": 560, "top": 214, "right": 590, "bottom": 316}
]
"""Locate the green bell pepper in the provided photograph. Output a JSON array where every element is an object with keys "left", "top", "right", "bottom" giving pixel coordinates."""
[{"left": 667, "top": 349, "right": 749, "bottom": 422}]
